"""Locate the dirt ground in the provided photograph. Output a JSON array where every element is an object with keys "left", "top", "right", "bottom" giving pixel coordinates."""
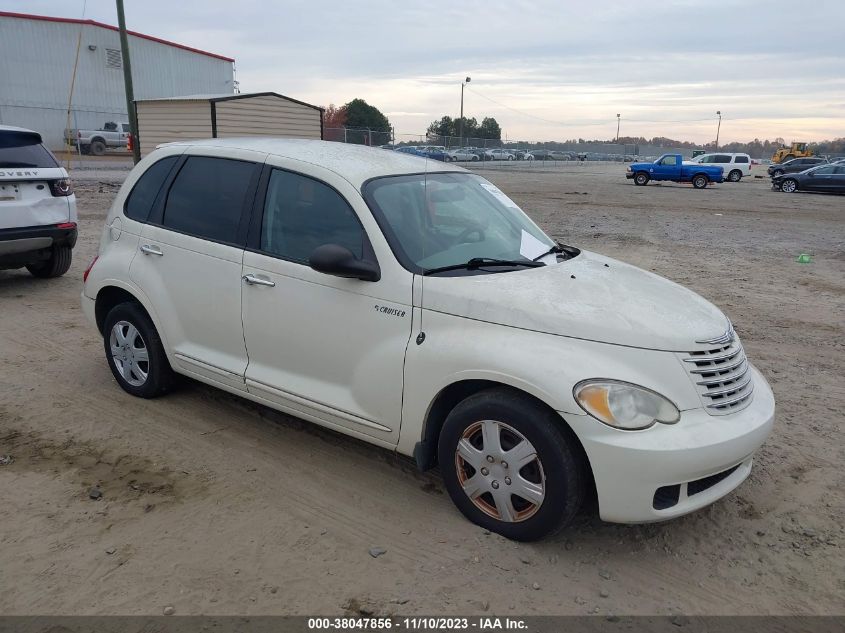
[{"left": 1, "top": 160, "right": 843, "bottom": 616}]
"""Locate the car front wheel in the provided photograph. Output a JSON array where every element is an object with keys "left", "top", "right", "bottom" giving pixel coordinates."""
[
  {"left": 103, "top": 302, "right": 175, "bottom": 398},
  {"left": 634, "top": 172, "right": 649, "bottom": 186},
  {"left": 780, "top": 178, "right": 798, "bottom": 193},
  {"left": 438, "top": 388, "right": 585, "bottom": 541}
]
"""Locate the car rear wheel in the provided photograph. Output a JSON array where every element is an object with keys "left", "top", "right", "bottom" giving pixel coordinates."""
[
  {"left": 728, "top": 169, "right": 742, "bottom": 182},
  {"left": 103, "top": 302, "right": 175, "bottom": 398},
  {"left": 438, "top": 388, "right": 585, "bottom": 541},
  {"left": 634, "top": 172, "right": 649, "bottom": 186},
  {"left": 780, "top": 178, "right": 798, "bottom": 193},
  {"left": 89, "top": 140, "right": 106, "bottom": 156},
  {"left": 692, "top": 174, "right": 709, "bottom": 189},
  {"left": 26, "top": 245, "right": 72, "bottom": 278}
]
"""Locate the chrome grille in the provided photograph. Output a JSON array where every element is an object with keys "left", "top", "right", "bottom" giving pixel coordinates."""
[{"left": 681, "top": 339, "right": 754, "bottom": 414}]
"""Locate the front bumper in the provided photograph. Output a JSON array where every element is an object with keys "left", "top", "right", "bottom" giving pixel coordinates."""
[
  {"left": 625, "top": 172, "right": 634, "bottom": 179},
  {"left": 564, "top": 364, "right": 775, "bottom": 523},
  {"left": 0, "top": 223, "right": 78, "bottom": 265}
]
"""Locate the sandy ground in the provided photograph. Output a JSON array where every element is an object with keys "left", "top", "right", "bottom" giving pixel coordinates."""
[{"left": 0, "top": 160, "right": 843, "bottom": 616}]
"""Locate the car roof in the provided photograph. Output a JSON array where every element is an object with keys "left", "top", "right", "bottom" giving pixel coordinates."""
[
  {"left": 164, "top": 138, "right": 466, "bottom": 186},
  {"left": 0, "top": 124, "right": 40, "bottom": 135}
]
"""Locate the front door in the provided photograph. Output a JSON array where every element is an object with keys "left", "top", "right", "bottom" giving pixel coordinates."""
[
  {"left": 240, "top": 167, "right": 412, "bottom": 444},
  {"left": 129, "top": 152, "right": 262, "bottom": 391}
]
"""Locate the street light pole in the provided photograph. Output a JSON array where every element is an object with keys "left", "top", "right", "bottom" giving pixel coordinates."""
[
  {"left": 616, "top": 113, "right": 621, "bottom": 142},
  {"left": 715, "top": 110, "right": 721, "bottom": 149},
  {"left": 460, "top": 76, "right": 471, "bottom": 147}
]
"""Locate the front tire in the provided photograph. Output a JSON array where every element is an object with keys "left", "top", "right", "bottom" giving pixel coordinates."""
[
  {"left": 103, "top": 302, "right": 174, "bottom": 398},
  {"left": 634, "top": 172, "right": 649, "bottom": 186},
  {"left": 728, "top": 169, "right": 742, "bottom": 182},
  {"left": 438, "top": 388, "right": 585, "bottom": 541},
  {"left": 780, "top": 178, "right": 798, "bottom": 193},
  {"left": 692, "top": 174, "right": 709, "bottom": 189},
  {"left": 26, "top": 245, "right": 72, "bottom": 278}
]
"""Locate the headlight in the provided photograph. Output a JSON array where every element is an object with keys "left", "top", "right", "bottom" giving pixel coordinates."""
[
  {"left": 626, "top": 166, "right": 632, "bottom": 172},
  {"left": 573, "top": 380, "right": 680, "bottom": 430}
]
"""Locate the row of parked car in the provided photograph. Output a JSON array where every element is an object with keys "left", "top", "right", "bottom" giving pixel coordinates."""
[
  {"left": 767, "top": 156, "right": 845, "bottom": 194},
  {"left": 391, "top": 146, "right": 589, "bottom": 162}
]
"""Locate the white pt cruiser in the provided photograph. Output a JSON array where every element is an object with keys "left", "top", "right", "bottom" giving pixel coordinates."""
[{"left": 82, "top": 139, "right": 775, "bottom": 541}]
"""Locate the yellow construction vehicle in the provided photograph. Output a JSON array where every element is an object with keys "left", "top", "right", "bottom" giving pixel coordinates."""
[{"left": 772, "top": 142, "right": 813, "bottom": 164}]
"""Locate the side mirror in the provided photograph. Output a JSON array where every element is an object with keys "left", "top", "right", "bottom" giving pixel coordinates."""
[{"left": 309, "top": 244, "right": 380, "bottom": 282}]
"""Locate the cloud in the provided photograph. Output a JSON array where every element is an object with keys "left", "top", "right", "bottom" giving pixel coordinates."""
[{"left": 5, "top": 0, "right": 843, "bottom": 142}]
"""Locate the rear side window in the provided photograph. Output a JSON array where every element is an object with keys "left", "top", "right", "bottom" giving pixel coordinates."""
[
  {"left": 714, "top": 155, "right": 731, "bottom": 163},
  {"left": 260, "top": 169, "right": 364, "bottom": 263},
  {"left": 735, "top": 155, "right": 749, "bottom": 163},
  {"left": 162, "top": 156, "right": 255, "bottom": 243},
  {"left": 0, "top": 131, "right": 59, "bottom": 168},
  {"left": 124, "top": 156, "right": 178, "bottom": 222}
]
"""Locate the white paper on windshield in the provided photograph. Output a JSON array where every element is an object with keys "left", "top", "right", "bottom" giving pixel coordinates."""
[
  {"left": 519, "top": 230, "right": 551, "bottom": 261},
  {"left": 479, "top": 182, "right": 520, "bottom": 209}
]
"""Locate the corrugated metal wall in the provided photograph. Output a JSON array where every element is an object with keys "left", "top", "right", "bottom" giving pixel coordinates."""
[
  {"left": 136, "top": 100, "right": 213, "bottom": 156},
  {"left": 214, "top": 96, "right": 322, "bottom": 140},
  {"left": 0, "top": 15, "right": 234, "bottom": 148}
]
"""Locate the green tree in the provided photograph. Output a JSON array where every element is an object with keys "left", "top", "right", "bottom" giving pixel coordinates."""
[
  {"left": 478, "top": 117, "right": 501, "bottom": 140},
  {"left": 343, "top": 98, "right": 391, "bottom": 145}
]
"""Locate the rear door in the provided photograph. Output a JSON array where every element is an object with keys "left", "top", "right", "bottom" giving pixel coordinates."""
[
  {"left": 129, "top": 148, "right": 263, "bottom": 391},
  {"left": 0, "top": 130, "right": 70, "bottom": 229}
]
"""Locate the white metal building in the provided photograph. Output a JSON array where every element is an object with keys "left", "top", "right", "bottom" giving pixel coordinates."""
[
  {"left": 135, "top": 93, "right": 323, "bottom": 156},
  {"left": 0, "top": 11, "right": 236, "bottom": 149}
]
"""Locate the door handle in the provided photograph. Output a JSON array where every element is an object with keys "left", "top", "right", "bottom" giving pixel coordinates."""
[
  {"left": 242, "top": 274, "right": 275, "bottom": 287},
  {"left": 140, "top": 244, "right": 163, "bottom": 256}
]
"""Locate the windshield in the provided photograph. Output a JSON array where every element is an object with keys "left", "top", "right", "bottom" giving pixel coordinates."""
[
  {"left": 363, "top": 172, "right": 557, "bottom": 274},
  {"left": 0, "top": 132, "right": 59, "bottom": 168}
]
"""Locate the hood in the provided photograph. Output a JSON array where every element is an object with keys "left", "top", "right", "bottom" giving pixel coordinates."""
[{"left": 421, "top": 250, "right": 729, "bottom": 352}]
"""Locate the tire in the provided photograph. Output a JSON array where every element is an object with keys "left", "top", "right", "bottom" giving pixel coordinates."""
[
  {"left": 508, "top": 155, "right": 515, "bottom": 161},
  {"left": 728, "top": 169, "right": 742, "bottom": 182},
  {"left": 692, "top": 174, "right": 709, "bottom": 189},
  {"left": 89, "top": 139, "right": 106, "bottom": 156},
  {"left": 633, "top": 172, "right": 649, "bottom": 186},
  {"left": 103, "top": 301, "right": 175, "bottom": 398},
  {"left": 26, "top": 245, "right": 72, "bottom": 278},
  {"left": 780, "top": 178, "right": 798, "bottom": 193},
  {"left": 472, "top": 156, "right": 478, "bottom": 162},
  {"left": 437, "top": 387, "right": 585, "bottom": 541}
]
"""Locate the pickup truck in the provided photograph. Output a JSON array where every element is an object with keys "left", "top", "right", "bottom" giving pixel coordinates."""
[
  {"left": 64, "top": 122, "right": 129, "bottom": 156},
  {"left": 626, "top": 154, "right": 724, "bottom": 189}
]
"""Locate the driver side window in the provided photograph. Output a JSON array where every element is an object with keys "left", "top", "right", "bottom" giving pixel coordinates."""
[
  {"left": 661, "top": 156, "right": 677, "bottom": 166},
  {"left": 260, "top": 169, "right": 364, "bottom": 263}
]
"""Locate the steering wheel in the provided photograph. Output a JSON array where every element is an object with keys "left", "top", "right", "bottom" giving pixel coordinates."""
[{"left": 455, "top": 226, "right": 485, "bottom": 244}]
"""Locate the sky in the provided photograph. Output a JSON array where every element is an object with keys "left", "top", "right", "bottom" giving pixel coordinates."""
[{"left": 6, "top": 0, "right": 844, "bottom": 143}]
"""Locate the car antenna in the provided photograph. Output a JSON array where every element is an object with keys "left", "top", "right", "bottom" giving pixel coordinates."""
[{"left": 416, "top": 157, "right": 428, "bottom": 346}]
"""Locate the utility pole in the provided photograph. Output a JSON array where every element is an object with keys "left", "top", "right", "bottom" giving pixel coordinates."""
[
  {"left": 460, "top": 76, "right": 471, "bottom": 147},
  {"left": 715, "top": 110, "right": 722, "bottom": 149},
  {"left": 616, "top": 113, "right": 621, "bottom": 142},
  {"left": 116, "top": 0, "right": 140, "bottom": 164}
]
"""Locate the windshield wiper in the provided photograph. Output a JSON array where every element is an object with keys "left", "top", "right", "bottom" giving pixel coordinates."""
[
  {"left": 423, "top": 257, "right": 544, "bottom": 276},
  {"left": 531, "top": 242, "right": 565, "bottom": 262}
]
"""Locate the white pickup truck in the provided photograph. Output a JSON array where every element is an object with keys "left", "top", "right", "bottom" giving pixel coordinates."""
[{"left": 64, "top": 121, "right": 129, "bottom": 156}]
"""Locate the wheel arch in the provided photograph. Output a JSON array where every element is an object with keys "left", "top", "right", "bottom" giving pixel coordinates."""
[{"left": 413, "top": 380, "right": 595, "bottom": 495}]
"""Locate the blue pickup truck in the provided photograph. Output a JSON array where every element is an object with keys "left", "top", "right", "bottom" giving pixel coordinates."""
[{"left": 626, "top": 154, "right": 724, "bottom": 189}]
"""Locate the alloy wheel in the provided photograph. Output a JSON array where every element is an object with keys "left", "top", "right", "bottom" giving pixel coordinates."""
[{"left": 109, "top": 320, "right": 149, "bottom": 386}]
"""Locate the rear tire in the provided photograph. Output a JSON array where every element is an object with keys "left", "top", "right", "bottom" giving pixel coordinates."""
[
  {"left": 103, "top": 302, "right": 175, "bottom": 398},
  {"left": 692, "top": 174, "right": 709, "bottom": 189},
  {"left": 26, "top": 245, "right": 72, "bottom": 278},
  {"left": 89, "top": 140, "right": 106, "bottom": 156},
  {"left": 438, "top": 387, "right": 585, "bottom": 541},
  {"left": 634, "top": 172, "right": 649, "bottom": 186},
  {"left": 728, "top": 169, "right": 742, "bottom": 182}
]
